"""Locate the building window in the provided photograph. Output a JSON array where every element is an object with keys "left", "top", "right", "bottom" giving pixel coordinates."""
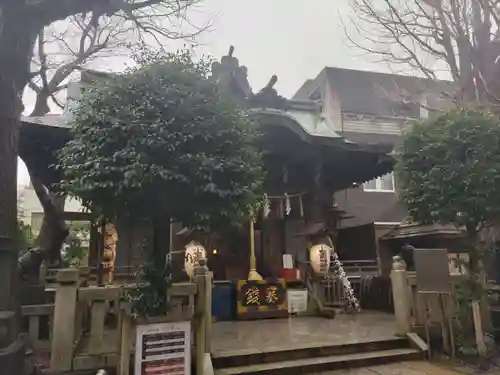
[{"left": 363, "top": 172, "right": 395, "bottom": 192}]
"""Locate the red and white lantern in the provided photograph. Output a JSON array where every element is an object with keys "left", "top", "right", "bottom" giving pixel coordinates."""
[
  {"left": 309, "top": 244, "right": 332, "bottom": 275},
  {"left": 184, "top": 241, "right": 207, "bottom": 279}
]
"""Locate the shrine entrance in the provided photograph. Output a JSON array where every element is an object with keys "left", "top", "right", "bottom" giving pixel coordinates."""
[{"left": 210, "top": 312, "right": 423, "bottom": 374}]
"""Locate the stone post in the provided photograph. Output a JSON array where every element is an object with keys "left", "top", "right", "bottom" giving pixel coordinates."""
[
  {"left": 391, "top": 256, "right": 412, "bottom": 336},
  {"left": 205, "top": 271, "right": 213, "bottom": 353},
  {"left": 50, "top": 268, "right": 79, "bottom": 372},
  {"left": 39, "top": 261, "right": 48, "bottom": 286},
  {"left": 195, "top": 259, "right": 208, "bottom": 375},
  {"left": 117, "top": 301, "right": 132, "bottom": 375}
]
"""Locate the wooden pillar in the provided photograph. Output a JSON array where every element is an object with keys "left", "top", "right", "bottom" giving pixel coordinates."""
[
  {"left": 50, "top": 268, "right": 79, "bottom": 372},
  {"left": 309, "top": 154, "right": 324, "bottom": 223},
  {"left": 391, "top": 256, "right": 412, "bottom": 336},
  {"left": 89, "top": 221, "right": 98, "bottom": 268}
]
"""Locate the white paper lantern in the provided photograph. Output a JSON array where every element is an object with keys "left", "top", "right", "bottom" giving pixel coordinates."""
[
  {"left": 184, "top": 242, "right": 207, "bottom": 278},
  {"left": 309, "top": 243, "right": 332, "bottom": 275}
]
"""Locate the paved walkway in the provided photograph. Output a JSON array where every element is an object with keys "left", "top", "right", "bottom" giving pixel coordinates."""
[
  {"left": 212, "top": 312, "right": 397, "bottom": 356},
  {"left": 311, "top": 361, "right": 488, "bottom": 374}
]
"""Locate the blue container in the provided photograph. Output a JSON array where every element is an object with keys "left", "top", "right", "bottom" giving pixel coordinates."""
[{"left": 212, "top": 281, "right": 235, "bottom": 321}]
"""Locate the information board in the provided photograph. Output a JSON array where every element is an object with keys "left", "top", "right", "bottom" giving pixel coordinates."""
[
  {"left": 413, "top": 248, "right": 452, "bottom": 294},
  {"left": 134, "top": 320, "right": 191, "bottom": 375},
  {"left": 287, "top": 289, "right": 308, "bottom": 314}
]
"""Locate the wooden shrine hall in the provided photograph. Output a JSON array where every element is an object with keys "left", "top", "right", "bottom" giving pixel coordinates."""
[{"left": 19, "top": 45, "right": 395, "bottom": 310}]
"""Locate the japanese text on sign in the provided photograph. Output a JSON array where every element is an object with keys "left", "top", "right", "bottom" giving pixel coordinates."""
[
  {"left": 240, "top": 281, "right": 285, "bottom": 307},
  {"left": 245, "top": 287, "right": 260, "bottom": 305}
]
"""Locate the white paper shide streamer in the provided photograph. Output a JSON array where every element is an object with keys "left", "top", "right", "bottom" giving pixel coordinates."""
[
  {"left": 263, "top": 194, "right": 271, "bottom": 218},
  {"left": 284, "top": 193, "right": 291, "bottom": 216}
]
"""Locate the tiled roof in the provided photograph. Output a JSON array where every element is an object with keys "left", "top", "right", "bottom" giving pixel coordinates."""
[
  {"left": 380, "top": 223, "right": 464, "bottom": 240},
  {"left": 21, "top": 114, "right": 69, "bottom": 128}
]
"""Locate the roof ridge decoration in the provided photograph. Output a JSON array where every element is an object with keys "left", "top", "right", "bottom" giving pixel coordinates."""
[{"left": 212, "top": 46, "right": 321, "bottom": 112}]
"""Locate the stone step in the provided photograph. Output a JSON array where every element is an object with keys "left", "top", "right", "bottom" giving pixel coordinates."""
[
  {"left": 212, "top": 337, "right": 410, "bottom": 368},
  {"left": 214, "top": 348, "right": 422, "bottom": 375}
]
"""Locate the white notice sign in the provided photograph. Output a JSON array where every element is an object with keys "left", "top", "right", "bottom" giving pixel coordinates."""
[
  {"left": 134, "top": 320, "right": 191, "bottom": 375},
  {"left": 287, "top": 289, "right": 308, "bottom": 314},
  {"left": 282, "top": 254, "right": 294, "bottom": 269}
]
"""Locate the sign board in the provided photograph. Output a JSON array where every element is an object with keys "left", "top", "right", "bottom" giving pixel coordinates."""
[
  {"left": 287, "top": 289, "right": 308, "bottom": 314},
  {"left": 134, "top": 320, "right": 191, "bottom": 375},
  {"left": 237, "top": 279, "right": 288, "bottom": 320},
  {"left": 413, "top": 248, "right": 452, "bottom": 294},
  {"left": 283, "top": 254, "right": 293, "bottom": 269}
]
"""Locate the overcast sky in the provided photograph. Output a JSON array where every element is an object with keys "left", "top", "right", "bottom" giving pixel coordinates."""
[
  {"left": 194, "top": 0, "right": 383, "bottom": 95},
  {"left": 19, "top": 0, "right": 386, "bottom": 186}
]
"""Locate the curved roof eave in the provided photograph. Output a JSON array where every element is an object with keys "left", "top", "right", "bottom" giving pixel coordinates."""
[
  {"left": 21, "top": 114, "right": 71, "bottom": 129},
  {"left": 248, "top": 107, "right": 343, "bottom": 144}
]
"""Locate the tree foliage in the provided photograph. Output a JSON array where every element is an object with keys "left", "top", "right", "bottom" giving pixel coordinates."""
[
  {"left": 58, "top": 49, "right": 264, "bottom": 229},
  {"left": 396, "top": 107, "right": 500, "bottom": 233},
  {"left": 127, "top": 240, "right": 172, "bottom": 318},
  {"left": 22, "top": 0, "right": 206, "bottom": 277},
  {"left": 0, "top": 0, "right": 204, "bottom": 350},
  {"left": 397, "top": 108, "right": 500, "bottom": 353},
  {"left": 61, "top": 221, "right": 90, "bottom": 267}
]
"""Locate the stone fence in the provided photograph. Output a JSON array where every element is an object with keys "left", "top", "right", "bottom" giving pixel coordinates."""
[
  {"left": 390, "top": 255, "right": 491, "bottom": 355},
  {"left": 23, "top": 259, "right": 213, "bottom": 375}
]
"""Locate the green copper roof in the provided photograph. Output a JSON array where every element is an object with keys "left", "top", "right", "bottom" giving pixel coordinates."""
[{"left": 249, "top": 107, "right": 342, "bottom": 141}]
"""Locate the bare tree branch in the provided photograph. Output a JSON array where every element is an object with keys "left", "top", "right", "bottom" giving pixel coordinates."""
[
  {"left": 347, "top": 0, "right": 500, "bottom": 106},
  {"left": 27, "top": 0, "right": 207, "bottom": 116}
]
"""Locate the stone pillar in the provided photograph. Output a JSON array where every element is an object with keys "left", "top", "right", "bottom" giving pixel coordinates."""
[
  {"left": 0, "top": 236, "right": 24, "bottom": 372},
  {"left": 50, "top": 268, "right": 79, "bottom": 372},
  {"left": 391, "top": 256, "right": 412, "bottom": 336},
  {"left": 195, "top": 259, "right": 209, "bottom": 375}
]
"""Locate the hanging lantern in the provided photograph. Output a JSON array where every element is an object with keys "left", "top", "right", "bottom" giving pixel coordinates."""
[
  {"left": 184, "top": 241, "right": 207, "bottom": 279},
  {"left": 309, "top": 243, "right": 332, "bottom": 275}
]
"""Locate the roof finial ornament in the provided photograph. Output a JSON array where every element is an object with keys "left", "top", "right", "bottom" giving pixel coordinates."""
[
  {"left": 211, "top": 45, "right": 253, "bottom": 102},
  {"left": 265, "top": 75, "right": 278, "bottom": 90},
  {"left": 251, "top": 74, "right": 286, "bottom": 109}
]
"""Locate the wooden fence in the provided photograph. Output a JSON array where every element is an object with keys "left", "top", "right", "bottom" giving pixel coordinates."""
[
  {"left": 23, "top": 259, "right": 213, "bottom": 375},
  {"left": 391, "top": 255, "right": 491, "bottom": 355},
  {"left": 300, "top": 261, "right": 393, "bottom": 313}
]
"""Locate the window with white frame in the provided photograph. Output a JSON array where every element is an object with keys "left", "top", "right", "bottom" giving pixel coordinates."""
[{"left": 363, "top": 172, "right": 395, "bottom": 192}]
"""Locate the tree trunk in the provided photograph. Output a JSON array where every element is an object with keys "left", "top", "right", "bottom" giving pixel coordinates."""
[
  {"left": 0, "top": 6, "right": 39, "bottom": 368},
  {"left": 0, "top": 114, "right": 21, "bottom": 313},
  {"left": 30, "top": 92, "right": 50, "bottom": 118},
  {"left": 18, "top": 78, "right": 69, "bottom": 278},
  {"left": 30, "top": 175, "right": 68, "bottom": 266},
  {"left": 309, "top": 156, "right": 324, "bottom": 223}
]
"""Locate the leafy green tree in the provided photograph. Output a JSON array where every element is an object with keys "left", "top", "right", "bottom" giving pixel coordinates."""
[
  {"left": 61, "top": 221, "right": 90, "bottom": 267},
  {"left": 396, "top": 107, "right": 500, "bottom": 275},
  {"left": 58, "top": 49, "right": 264, "bottom": 316},
  {"left": 58, "top": 49, "right": 264, "bottom": 229},
  {"left": 396, "top": 107, "right": 500, "bottom": 355}
]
